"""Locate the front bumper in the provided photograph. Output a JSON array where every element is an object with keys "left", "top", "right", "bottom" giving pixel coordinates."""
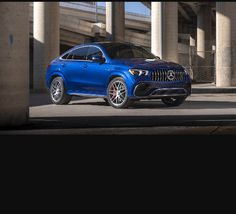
[{"left": 133, "top": 81, "right": 191, "bottom": 98}]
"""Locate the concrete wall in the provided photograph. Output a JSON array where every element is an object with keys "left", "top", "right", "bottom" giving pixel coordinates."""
[
  {"left": 230, "top": 4, "right": 236, "bottom": 85},
  {"left": 0, "top": 3, "right": 29, "bottom": 126}
]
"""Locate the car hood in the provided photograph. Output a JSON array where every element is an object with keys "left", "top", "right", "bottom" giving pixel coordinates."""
[{"left": 111, "top": 58, "right": 184, "bottom": 70}]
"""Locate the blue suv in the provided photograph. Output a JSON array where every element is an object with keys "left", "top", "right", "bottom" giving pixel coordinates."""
[{"left": 46, "top": 42, "right": 191, "bottom": 108}]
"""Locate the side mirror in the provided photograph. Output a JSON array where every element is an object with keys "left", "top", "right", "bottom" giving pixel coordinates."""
[{"left": 92, "top": 55, "right": 105, "bottom": 63}]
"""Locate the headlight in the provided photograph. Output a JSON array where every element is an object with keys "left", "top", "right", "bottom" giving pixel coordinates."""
[
  {"left": 182, "top": 66, "right": 189, "bottom": 75},
  {"left": 129, "top": 69, "right": 149, "bottom": 76}
]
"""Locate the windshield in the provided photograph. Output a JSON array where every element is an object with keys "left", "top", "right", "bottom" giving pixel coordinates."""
[{"left": 102, "top": 43, "right": 158, "bottom": 59}]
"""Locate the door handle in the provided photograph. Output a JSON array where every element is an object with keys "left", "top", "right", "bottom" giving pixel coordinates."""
[{"left": 61, "top": 63, "right": 66, "bottom": 67}]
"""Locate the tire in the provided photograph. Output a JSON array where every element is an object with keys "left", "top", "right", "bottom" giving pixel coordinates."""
[
  {"left": 50, "top": 77, "right": 72, "bottom": 105},
  {"left": 103, "top": 98, "right": 110, "bottom": 106},
  {"left": 161, "top": 96, "right": 186, "bottom": 107},
  {"left": 107, "top": 77, "right": 134, "bottom": 109}
]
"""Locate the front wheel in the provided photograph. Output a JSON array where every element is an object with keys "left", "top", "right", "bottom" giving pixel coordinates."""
[
  {"left": 161, "top": 96, "right": 186, "bottom": 107},
  {"left": 50, "top": 77, "right": 72, "bottom": 105},
  {"left": 107, "top": 77, "right": 134, "bottom": 109}
]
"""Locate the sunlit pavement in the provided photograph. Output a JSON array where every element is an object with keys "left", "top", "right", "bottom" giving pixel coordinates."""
[
  {"left": 30, "top": 93, "right": 236, "bottom": 118},
  {"left": 1, "top": 92, "right": 236, "bottom": 135}
]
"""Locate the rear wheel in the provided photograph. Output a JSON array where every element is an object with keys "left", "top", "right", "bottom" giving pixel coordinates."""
[
  {"left": 50, "top": 77, "right": 72, "bottom": 105},
  {"left": 107, "top": 77, "right": 134, "bottom": 109},
  {"left": 161, "top": 96, "right": 186, "bottom": 107},
  {"left": 103, "top": 98, "right": 109, "bottom": 105}
]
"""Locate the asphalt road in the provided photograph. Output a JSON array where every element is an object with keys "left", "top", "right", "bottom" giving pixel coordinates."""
[{"left": 1, "top": 93, "right": 236, "bottom": 135}]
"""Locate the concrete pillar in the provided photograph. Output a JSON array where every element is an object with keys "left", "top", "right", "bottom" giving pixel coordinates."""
[
  {"left": 151, "top": 2, "right": 178, "bottom": 63},
  {"left": 0, "top": 2, "right": 29, "bottom": 126},
  {"left": 197, "top": 4, "right": 212, "bottom": 82},
  {"left": 151, "top": 2, "right": 162, "bottom": 59},
  {"left": 33, "top": 2, "right": 59, "bottom": 91},
  {"left": 216, "top": 2, "right": 236, "bottom": 86},
  {"left": 163, "top": 2, "right": 178, "bottom": 63},
  {"left": 106, "top": 2, "right": 125, "bottom": 42}
]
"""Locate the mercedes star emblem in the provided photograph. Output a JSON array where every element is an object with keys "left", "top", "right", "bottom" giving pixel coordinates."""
[{"left": 167, "top": 70, "right": 175, "bottom": 81}]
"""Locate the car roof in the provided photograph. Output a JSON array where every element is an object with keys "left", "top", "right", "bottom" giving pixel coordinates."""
[
  {"left": 62, "top": 42, "right": 145, "bottom": 57},
  {"left": 74, "top": 41, "right": 137, "bottom": 48}
]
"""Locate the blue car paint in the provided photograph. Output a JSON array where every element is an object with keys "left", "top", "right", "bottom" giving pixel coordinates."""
[{"left": 45, "top": 42, "right": 191, "bottom": 99}]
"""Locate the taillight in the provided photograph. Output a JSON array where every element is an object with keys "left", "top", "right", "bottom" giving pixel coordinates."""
[{"left": 47, "top": 64, "right": 51, "bottom": 69}]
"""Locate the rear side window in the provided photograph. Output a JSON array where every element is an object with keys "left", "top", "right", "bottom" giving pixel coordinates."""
[
  {"left": 87, "top": 47, "right": 104, "bottom": 60},
  {"left": 61, "top": 53, "right": 69, "bottom": 59},
  {"left": 63, "top": 47, "right": 89, "bottom": 60},
  {"left": 67, "top": 54, "right": 73, "bottom": 60},
  {"left": 72, "top": 47, "right": 89, "bottom": 60}
]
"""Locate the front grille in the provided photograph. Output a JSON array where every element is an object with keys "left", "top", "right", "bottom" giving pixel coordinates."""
[{"left": 151, "top": 69, "right": 186, "bottom": 82}]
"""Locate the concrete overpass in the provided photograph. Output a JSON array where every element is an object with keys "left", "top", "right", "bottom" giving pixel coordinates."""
[
  {"left": 30, "top": 2, "right": 152, "bottom": 47},
  {"left": 29, "top": 2, "right": 198, "bottom": 53},
  {"left": 1, "top": 1, "right": 236, "bottom": 127}
]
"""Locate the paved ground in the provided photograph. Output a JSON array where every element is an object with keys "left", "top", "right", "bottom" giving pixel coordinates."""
[
  {"left": 30, "top": 93, "right": 236, "bottom": 118},
  {"left": 1, "top": 91, "right": 236, "bottom": 135}
]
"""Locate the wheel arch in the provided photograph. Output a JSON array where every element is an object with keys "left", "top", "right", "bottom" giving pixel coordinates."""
[
  {"left": 107, "top": 72, "right": 134, "bottom": 97},
  {"left": 106, "top": 72, "right": 130, "bottom": 86},
  {"left": 107, "top": 75, "right": 122, "bottom": 85},
  {"left": 48, "top": 71, "right": 68, "bottom": 89}
]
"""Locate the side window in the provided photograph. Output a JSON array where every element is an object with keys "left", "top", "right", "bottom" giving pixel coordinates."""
[
  {"left": 72, "top": 47, "right": 89, "bottom": 60},
  {"left": 87, "top": 47, "right": 104, "bottom": 60},
  {"left": 132, "top": 47, "right": 144, "bottom": 58},
  {"left": 132, "top": 46, "right": 151, "bottom": 58}
]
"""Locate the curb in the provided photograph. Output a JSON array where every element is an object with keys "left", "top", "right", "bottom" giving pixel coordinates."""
[{"left": 192, "top": 88, "right": 236, "bottom": 94}]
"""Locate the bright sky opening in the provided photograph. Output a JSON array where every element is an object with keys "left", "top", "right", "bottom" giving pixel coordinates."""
[{"left": 97, "top": 2, "right": 150, "bottom": 16}]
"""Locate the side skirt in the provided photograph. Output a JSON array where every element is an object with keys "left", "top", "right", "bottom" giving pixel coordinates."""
[{"left": 67, "top": 92, "right": 107, "bottom": 98}]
